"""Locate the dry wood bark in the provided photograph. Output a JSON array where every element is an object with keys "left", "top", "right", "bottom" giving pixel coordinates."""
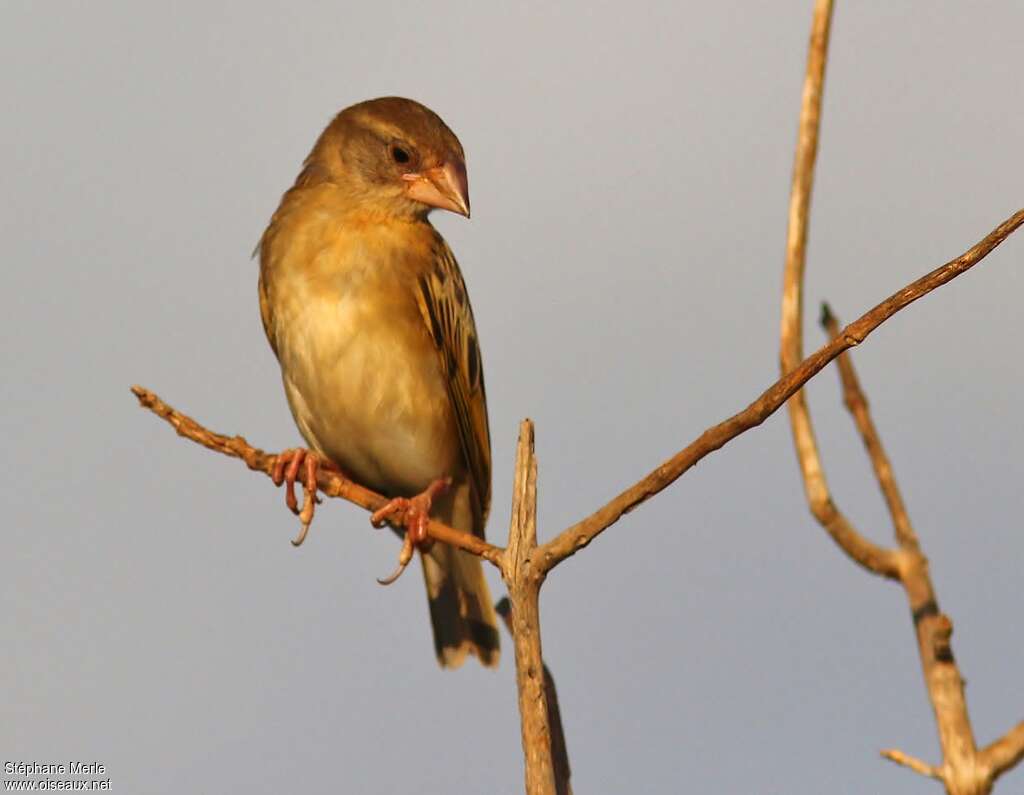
[{"left": 779, "top": 2, "right": 1024, "bottom": 792}]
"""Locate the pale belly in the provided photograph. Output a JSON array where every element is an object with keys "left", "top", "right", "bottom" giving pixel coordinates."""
[{"left": 275, "top": 270, "right": 462, "bottom": 497}]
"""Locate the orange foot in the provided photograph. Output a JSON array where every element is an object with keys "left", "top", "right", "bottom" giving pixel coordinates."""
[
  {"left": 271, "top": 448, "right": 339, "bottom": 547},
  {"left": 371, "top": 477, "right": 451, "bottom": 585}
]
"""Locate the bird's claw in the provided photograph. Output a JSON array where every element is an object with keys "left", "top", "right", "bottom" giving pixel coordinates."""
[
  {"left": 271, "top": 448, "right": 336, "bottom": 547},
  {"left": 376, "top": 534, "right": 415, "bottom": 585},
  {"left": 372, "top": 477, "right": 451, "bottom": 585}
]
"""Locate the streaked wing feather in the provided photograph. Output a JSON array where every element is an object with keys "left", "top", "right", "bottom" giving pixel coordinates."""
[{"left": 415, "top": 239, "right": 491, "bottom": 533}]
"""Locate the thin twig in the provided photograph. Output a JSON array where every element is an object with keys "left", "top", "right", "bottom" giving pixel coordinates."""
[
  {"left": 536, "top": 206, "right": 1023, "bottom": 575},
  {"left": 774, "top": 0, "right": 899, "bottom": 579},
  {"left": 819, "top": 304, "right": 920, "bottom": 552},
  {"left": 130, "top": 385, "right": 505, "bottom": 569},
  {"left": 818, "top": 312, "right": 980, "bottom": 788},
  {"left": 880, "top": 748, "right": 943, "bottom": 780}
]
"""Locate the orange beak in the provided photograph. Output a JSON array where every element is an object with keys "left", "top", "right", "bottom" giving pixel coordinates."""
[{"left": 402, "top": 160, "right": 470, "bottom": 217}]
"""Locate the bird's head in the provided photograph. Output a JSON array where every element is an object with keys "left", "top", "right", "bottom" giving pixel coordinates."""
[{"left": 304, "top": 97, "right": 470, "bottom": 219}]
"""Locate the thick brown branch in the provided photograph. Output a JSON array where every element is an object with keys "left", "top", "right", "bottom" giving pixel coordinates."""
[
  {"left": 820, "top": 304, "right": 920, "bottom": 552},
  {"left": 535, "top": 207, "right": 1023, "bottom": 575},
  {"left": 502, "top": 421, "right": 555, "bottom": 795},
  {"left": 497, "top": 597, "right": 572, "bottom": 795},
  {"left": 130, "top": 385, "right": 505, "bottom": 569}
]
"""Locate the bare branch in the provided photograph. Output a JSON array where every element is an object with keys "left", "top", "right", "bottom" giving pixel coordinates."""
[
  {"left": 774, "top": 0, "right": 904, "bottom": 578},
  {"left": 535, "top": 207, "right": 1023, "bottom": 575},
  {"left": 502, "top": 421, "right": 555, "bottom": 795},
  {"left": 497, "top": 597, "right": 572, "bottom": 795},
  {"left": 880, "top": 748, "right": 943, "bottom": 781},
  {"left": 130, "top": 385, "right": 505, "bottom": 569},
  {"left": 813, "top": 334, "right": 983, "bottom": 787},
  {"left": 775, "top": 4, "right": 1023, "bottom": 793},
  {"left": 820, "top": 304, "right": 920, "bottom": 552},
  {"left": 781, "top": 0, "right": 833, "bottom": 325},
  {"left": 980, "top": 721, "right": 1024, "bottom": 783}
]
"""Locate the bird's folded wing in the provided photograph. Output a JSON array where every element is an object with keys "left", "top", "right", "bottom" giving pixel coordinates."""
[{"left": 415, "top": 239, "right": 492, "bottom": 532}]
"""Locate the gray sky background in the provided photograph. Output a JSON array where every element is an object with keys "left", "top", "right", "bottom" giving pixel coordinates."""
[{"left": 3, "top": 3, "right": 1022, "bottom": 793}]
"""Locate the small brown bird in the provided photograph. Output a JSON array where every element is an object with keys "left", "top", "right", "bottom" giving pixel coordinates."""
[{"left": 257, "top": 97, "right": 499, "bottom": 668}]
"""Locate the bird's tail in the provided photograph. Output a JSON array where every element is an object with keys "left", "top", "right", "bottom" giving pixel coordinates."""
[{"left": 421, "top": 544, "right": 500, "bottom": 668}]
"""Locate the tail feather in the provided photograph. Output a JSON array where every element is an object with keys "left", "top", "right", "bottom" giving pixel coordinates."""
[{"left": 421, "top": 543, "right": 500, "bottom": 668}]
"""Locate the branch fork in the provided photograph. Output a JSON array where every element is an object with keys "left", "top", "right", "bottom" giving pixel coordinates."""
[{"left": 780, "top": 3, "right": 1023, "bottom": 791}]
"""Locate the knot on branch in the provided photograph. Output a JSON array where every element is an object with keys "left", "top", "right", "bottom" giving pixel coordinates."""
[
  {"left": 933, "top": 613, "right": 954, "bottom": 662},
  {"left": 818, "top": 301, "right": 835, "bottom": 329}
]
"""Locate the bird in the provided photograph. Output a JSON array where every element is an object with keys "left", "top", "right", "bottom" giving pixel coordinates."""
[{"left": 256, "top": 97, "right": 499, "bottom": 668}]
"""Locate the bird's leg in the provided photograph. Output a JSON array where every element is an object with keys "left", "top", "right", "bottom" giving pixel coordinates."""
[
  {"left": 271, "top": 448, "right": 339, "bottom": 547},
  {"left": 272, "top": 448, "right": 307, "bottom": 515},
  {"left": 371, "top": 477, "right": 451, "bottom": 547},
  {"left": 372, "top": 477, "right": 451, "bottom": 585}
]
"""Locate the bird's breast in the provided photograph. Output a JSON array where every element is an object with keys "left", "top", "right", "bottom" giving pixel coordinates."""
[{"left": 268, "top": 221, "right": 462, "bottom": 496}]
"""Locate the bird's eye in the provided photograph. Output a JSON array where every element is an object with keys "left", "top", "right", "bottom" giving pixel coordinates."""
[{"left": 391, "top": 145, "right": 412, "bottom": 165}]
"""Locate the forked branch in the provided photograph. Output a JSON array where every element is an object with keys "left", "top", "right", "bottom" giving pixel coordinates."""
[{"left": 778, "top": 1, "right": 1024, "bottom": 792}]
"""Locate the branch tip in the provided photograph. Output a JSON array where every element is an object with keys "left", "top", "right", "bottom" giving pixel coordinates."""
[{"left": 880, "top": 748, "right": 942, "bottom": 780}]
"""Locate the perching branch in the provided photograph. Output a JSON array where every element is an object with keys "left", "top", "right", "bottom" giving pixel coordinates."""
[
  {"left": 130, "top": 386, "right": 505, "bottom": 569},
  {"left": 777, "top": 2, "right": 1024, "bottom": 792},
  {"left": 132, "top": 387, "right": 559, "bottom": 791}
]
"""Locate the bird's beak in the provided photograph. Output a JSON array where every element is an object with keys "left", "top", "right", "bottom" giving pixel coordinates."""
[{"left": 402, "top": 161, "right": 470, "bottom": 218}]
